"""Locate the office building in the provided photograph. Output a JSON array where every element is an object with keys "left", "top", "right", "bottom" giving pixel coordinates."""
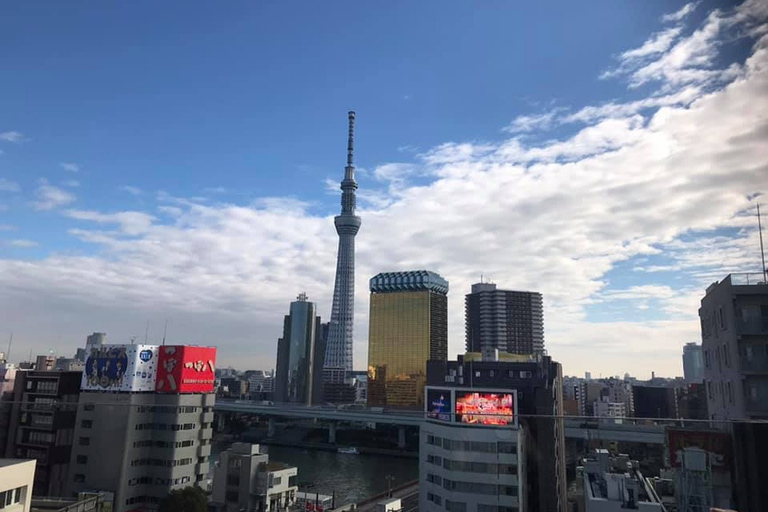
[
  {"left": 631, "top": 385, "right": 678, "bottom": 419},
  {"left": 323, "top": 112, "right": 361, "bottom": 384},
  {"left": 274, "top": 293, "right": 326, "bottom": 405},
  {"left": 0, "top": 363, "right": 19, "bottom": 456},
  {"left": 593, "top": 397, "right": 626, "bottom": 423},
  {"left": 682, "top": 342, "right": 704, "bottom": 384},
  {"left": 3, "top": 371, "right": 82, "bottom": 497},
  {"left": 212, "top": 443, "right": 297, "bottom": 512},
  {"left": 0, "top": 459, "right": 36, "bottom": 512},
  {"left": 465, "top": 283, "right": 544, "bottom": 355},
  {"left": 367, "top": 271, "right": 448, "bottom": 408},
  {"left": 66, "top": 344, "right": 217, "bottom": 512},
  {"left": 426, "top": 352, "right": 566, "bottom": 512},
  {"left": 75, "top": 333, "right": 106, "bottom": 363},
  {"left": 580, "top": 450, "right": 663, "bottom": 511},
  {"left": 699, "top": 272, "right": 768, "bottom": 421},
  {"left": 35, "top": 355, "right": 56, "bottom": 372}
]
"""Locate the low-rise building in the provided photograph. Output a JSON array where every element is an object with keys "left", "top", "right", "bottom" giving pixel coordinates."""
[
  {"left": 580, "top": 449, "right": 663, "bottom": 511},
  {"left": 212, "top": 443, "right": 298, "bottom": 512},
  {"left": 0, "top": 459, "right": 36, "bottom": 512}
]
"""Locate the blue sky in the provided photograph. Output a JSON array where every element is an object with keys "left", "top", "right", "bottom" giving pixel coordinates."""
[{"left": 1, "top": 0, "right": 766, "bottom": 376}]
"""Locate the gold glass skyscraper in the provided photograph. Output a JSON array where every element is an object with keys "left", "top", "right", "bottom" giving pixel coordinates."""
[{"left": 367, "top": 271, "right": 448, "bottom": 408}]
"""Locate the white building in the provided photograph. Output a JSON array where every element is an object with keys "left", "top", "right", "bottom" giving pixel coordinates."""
[
  {"left": 593, "top": 397, "right": 627, "bottom": 423},
  {"left": 581, "top": 449, "right": 663, "bottom": 511},
  {"left": 0, "top": 459, "right": 35, "bottom": 512},
  {"left": 212, "top": 443, "right": 298, "bottom": 512}
]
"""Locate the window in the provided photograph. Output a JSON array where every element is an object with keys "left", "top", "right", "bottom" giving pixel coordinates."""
[
  {"left": 36, "top": 380, "right": 59, "bottom": 394},
  {"left": 718, "top": 307, "right": 724, "bottom": 329},
  {"left": 28, "top": 431, "right": 55, "bottom": 444},
  {"left": 289, "top": 476, "right": 297, "bottom": 487},
  {"left": 76, "top": 455, "right": 88, "bottom": 464},
  {"left": 508, "top": 370, "right": 515, "bottom": 377},
  {"left": 498, "top": 442, "right": 516, "bottom": 454},
  {"left": 520, "top": 371, "right": 533, "bottom": 378},
  {"left": 446, "top": 500, "right": 467, "bottom": 512},
  {"left": 499, "top": 485, "right": 519, "bottom": 496},
  {"left": 78, "top": 437, "right": 90, "bottom": 446},
  {"left": 271, "top": 476, "right": 282, "bottom": 487},
  {"left": 74, "top": 474, "right": 85, "bottom": 483},
  {"left": 229, "top": 459, "right": 242, "bottom": 469},
  {"left": 83, "top": 403, "right": 95, "bottom": 412},
  {"left": 475, "top": 371, "right": 481, "bottom": 377},
  {"left": 0, "top": 488, "right": 24, "bottom": 508},
  {"left": 705, "top": 350, "right": 711, "bottom": 369},
  {"left": 81, "top": 419, "right": 92, "bottom": 429},
  {"left": 426, "top": 493, "right": 442, "bottom": 505}
]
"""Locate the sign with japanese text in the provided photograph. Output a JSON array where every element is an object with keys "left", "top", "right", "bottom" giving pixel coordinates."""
[{"left": 155, "top": 345, "right": 217, "bottom": 393}]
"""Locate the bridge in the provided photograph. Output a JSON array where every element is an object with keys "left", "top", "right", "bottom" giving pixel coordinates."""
[{"left": 214, "top": 400, "right": 667, "bottom": 445}]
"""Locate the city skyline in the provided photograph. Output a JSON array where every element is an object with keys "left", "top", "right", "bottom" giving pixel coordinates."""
[{"left": 1, "top": 1, "right": 767, "bottom": 377}]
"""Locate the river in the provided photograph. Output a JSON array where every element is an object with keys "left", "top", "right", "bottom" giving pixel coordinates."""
[{"left": 212, "top": 441, "right": 419, "bottom": 506}]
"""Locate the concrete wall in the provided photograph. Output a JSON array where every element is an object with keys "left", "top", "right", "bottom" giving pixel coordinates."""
[{"left": 0, "top": 459, "right": 36, "bottom": 512}]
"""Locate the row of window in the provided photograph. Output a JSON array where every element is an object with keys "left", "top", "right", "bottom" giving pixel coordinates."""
[
  {"left": 426, "top": 436, "right": 516, "bottom": 454},
  {"left": 129, "top": 457, "right": 194, "bottom": 467},
  {"left": 426, "top": 473, "right": 519, "bottom": 497},
  {"left": 27, "top": 431, "right": 55, "bottom": 444},
  {"left": 33, "top": 380, "right": 59, "bottom": 394},
  {"left": 426, "top": 456, "right": 518, "bottom": 474},
  {"left": 132, "top": 439, "right": 195, "bottom": 449},
  {"left": 128, "top": 475, "right": 191, "bottom": 486},
  {"left": 136, "top": 406, "right": 211, "bottom": 414},
  {"left": 134, "top": 422, "right": 197, "bottom": 431},
  {"left": 0, "top": 487, "right": 24, "bottom": 509}
]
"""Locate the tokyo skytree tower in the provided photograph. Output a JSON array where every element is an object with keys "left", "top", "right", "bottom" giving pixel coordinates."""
[{"left": 323, "top": 111, "right": 361, "bottom": 383}]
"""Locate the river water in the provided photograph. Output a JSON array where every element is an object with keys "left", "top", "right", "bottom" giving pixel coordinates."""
[{"left": 212, "top": 441, "right": 419, "bottom": 506}]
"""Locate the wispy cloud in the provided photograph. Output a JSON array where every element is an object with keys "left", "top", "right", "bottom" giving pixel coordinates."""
[
  {"left": 0, "top": 179, "right": 21, "bottom": 192},
  {"left": 65, "top": 209, "right": 155, "bottom": 236},
  {"left": 0, "top": 131, "right": 25, "bottom": 143},
  {"left": 33, "top": 179, "right": 76, "bottom": 210},
  {"left": 63, "top": 180, "right": 80, "bottom": 188},
  {"left": 662, "top": 2, "right": 699, "bottom": 23},
  {"left": 504, "top": 109, "right": 564, "bottom": 133},
  {"left": 120, "top": 185, "right": 142, "bottom": 196},
  {"left": 0, "top": 224, "right": 16, "bottom": 231},
  {"left": 9, "top": 239, "right": 38, "bottom": 248},
  {"left": 203, "top": 187, "right": 228, "bottom": 194},
  {"left": 60, "top": 162, "right": 80, "bottom": 173}
]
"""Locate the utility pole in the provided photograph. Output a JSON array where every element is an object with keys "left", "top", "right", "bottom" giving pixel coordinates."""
[{"left": 758, "top": 203, "right": 767, "bottom": 282}]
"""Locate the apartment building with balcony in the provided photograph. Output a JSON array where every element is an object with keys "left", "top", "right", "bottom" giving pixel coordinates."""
[{"left": 3, "top": 371, "right": 82, "bottom": 496}]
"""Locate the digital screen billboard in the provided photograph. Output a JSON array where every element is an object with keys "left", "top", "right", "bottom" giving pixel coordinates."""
[
  {"left": 667, "top": 428, "right": 731, "bottom": 468},
  {"left": 455, "top": 391, "right": 516, "bottom": 426},
  {"left": 155, "top": 345, "right": 217, "bottom": 394},
  {"left": 81, "top": 344, "right": 159, "bottom": 392},
  {"left": 426, "top": 388, "right": 453, "bottom": 422}
]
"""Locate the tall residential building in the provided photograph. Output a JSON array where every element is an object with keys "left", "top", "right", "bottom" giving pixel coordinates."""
[
  {"left": 682, "top": 342, "right": 704, "bottom": 384},
  {"left": 4, "top": 370, "right": 82, "bottom": 496},
  {"left": 274, "top": 293, "right": 326, "bottom": 405},
  {"left": 211, "top": 443, "right": 298, "bottom": 512},
  {"left": 67, "top": 344, "right": 217, "bottom": 512},
  {"left": 425, "top": 353, "right": 567, "bottom": 512},
  {"left": 465, "top": 283, "right": 544, "bottom": 355},
  {"left": 323, "top": 112, "right": 361, "bottom": 384},
  {"left": 699, "top": 272, "right": 768, "bottom": 421},
  {"left": 367, "top": 271, "right": 448, "bottom": 408}
]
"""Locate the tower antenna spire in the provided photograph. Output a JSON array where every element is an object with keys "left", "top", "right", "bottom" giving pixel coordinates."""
[{"left": 347, "top": 111, "right": 355, "bottom": 167}]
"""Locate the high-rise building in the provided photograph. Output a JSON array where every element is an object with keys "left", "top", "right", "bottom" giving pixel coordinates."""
[
  {"left": 699, "top": 273, "right": 768, "bottom": 421},
  {"left": 76, "top": 332, "right": 106, "bottom": 363},
  {"left": 682, "top": 342, "right": 704, "bottom": 384},
  {"left": 425, "top": 353, "right": 567, "bottom": 512},
  {"left": 367, "top": 271, "right": 448, "bottom": 408},
  {"left": 274, "top": 293, "right": 326, "bottom": 405},
  {"left": 212, "top": 443, "right": 298, "bottom": 512},
  {"left": 4, "top": 370, "right": 82, "bottom": 496},
  {"left": 67, "top": 344, "right": 217, "bottom": 512},
  {"left": 323, "top": 112, "right": 361, "bottom": 384},
  {"left": 465, "top": 283, "right": 544, "bottom": 355}
]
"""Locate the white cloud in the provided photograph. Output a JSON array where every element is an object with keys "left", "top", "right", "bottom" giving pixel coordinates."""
[
  {"left": 33, "top": 179, "right": 76, "bottom": 210},
  {"left": 0, "top": 2, "right": 766, "bottom": 377},
  {"left": 504, "top": 109, "right": 564, "bottom": 133},
  {"left": 60, "top": 162, "right": 80, "bottom": 173},
  {"left": 63, "top": 180, "right": 80, "bottom": 188},
  {"left": 0, "top": 179, "right": 20, "bottom": 192},
  {"left": 120, "top": 185, "right": 143, "bottom": 196},
  {"left": 0, "top": 131, "right": 24, "bottom": 143},
  {"left": 8, "top": 239, "right": 38, "bottom": 248},
  {"left": 662, "top": 2, "right": 699, "bottom": 24}
]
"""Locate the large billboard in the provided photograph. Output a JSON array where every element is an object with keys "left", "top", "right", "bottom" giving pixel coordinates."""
[
  {"left": 81, "top": 344, "right": 159, "bottom": 392},
  {"left": 155, "top": 345, "right": 217, "bottom": 394},
  {"left": 455, "top": 390, "right": 517, "bottom": 427},
  {"left": 426, "top": 388, "right": 453, "bottom": 422},
  {"left": 667, "top": 428, "right": 732, "bottom": 468}
]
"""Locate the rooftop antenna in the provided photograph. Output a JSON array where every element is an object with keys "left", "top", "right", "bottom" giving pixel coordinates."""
[
  {"left": 758, "top": 203, "right": 767, "bottom": 282},
  {"left": 6, "top": 332, "right": 12, "bottom": 362},
  {"left": 162, "top": 319, "right": 168, "bottom": 346},
  {"left": 144, "top": 321, "right": 150, "bottom": 344}
]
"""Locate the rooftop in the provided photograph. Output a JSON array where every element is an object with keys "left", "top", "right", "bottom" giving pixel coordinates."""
[
  {"left": 0, "top": 458, "right": 36, "bottom": 468},
  {"left": 705, "top": 272, "right": 768, "bottom": 295},
  {"left": 370, "top": 270, "right": 449, "bottom": 294}
]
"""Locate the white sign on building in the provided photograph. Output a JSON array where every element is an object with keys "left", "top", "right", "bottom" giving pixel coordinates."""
[{"left": 81, "top": 344, "right": 159, "bottom": 392}]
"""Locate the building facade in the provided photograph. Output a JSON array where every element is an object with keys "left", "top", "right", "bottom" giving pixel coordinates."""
[
  {"left": 212, "top": 443, "right": 297, "bottom": 512},
  {"left": 426, "top": 353, "right": 566, "bottom": 512},
  {"left": 66, "top": 344, "right": 217, "bottom": 512},
  {"left": 367, "top": 271, "right": 448, "bottom": 408},
  {"left": 4, "top": 370, "right": 82, "bottom": 497},
  {"left": 580, "top": 449, "right": 663, "bottom": 511},
  {"left": 465, "top": 283, "right": 544, "bottom": 355},
  {"left": 699, "top": 273, "right": 768, "bottom": 421},
  {"left": 323, "top": 112, "right": 361, "bottom": 384},
  {"left": 0, "top": 459, "right": 35, "bottom": 512},
  {"left": 274, "top": 294, "right": 325, "bottom": 405},
  {"left": 682, "top": 342, "right": 704, "bottom": 384}
]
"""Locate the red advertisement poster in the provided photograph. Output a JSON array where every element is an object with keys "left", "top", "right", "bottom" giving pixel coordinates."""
[{"left": 155, "top": 345, "right": 217, "bottom": 393}]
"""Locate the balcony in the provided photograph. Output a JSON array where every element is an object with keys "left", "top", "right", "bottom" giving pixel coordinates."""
[
  {"left": 202, "top": 411, "right": 214, "bottom": 423},
  {"left": 736, "top": 317, "right": 768, "bottom": 335},
  {"left": 198, "top": 444, "right": 212, "bottom": 458}
]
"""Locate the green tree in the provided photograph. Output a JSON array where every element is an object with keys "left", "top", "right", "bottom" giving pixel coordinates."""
[{"left": 158, "top": 486, "right": 208, "bottom": 512}]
